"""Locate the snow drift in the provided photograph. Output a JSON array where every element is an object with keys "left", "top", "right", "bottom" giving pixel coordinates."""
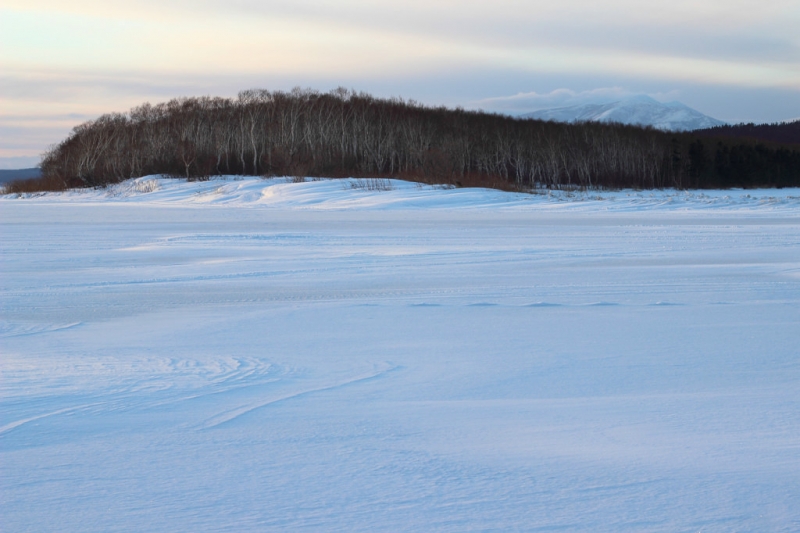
[{"left": 2, "top": 177, "right": 799, "bottom": 532}]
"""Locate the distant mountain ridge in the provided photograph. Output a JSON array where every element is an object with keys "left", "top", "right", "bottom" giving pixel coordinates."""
[
  {"left": 0, "top": 168, "right": 41, "bottom": 184},
  {"left": 522, "top": 95, "right": 726, "bottom": 131}
]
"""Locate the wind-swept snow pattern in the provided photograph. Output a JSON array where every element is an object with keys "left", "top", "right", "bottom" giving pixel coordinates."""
[{"left": 2, "top": 177, "right": 799, "bottom": 532}]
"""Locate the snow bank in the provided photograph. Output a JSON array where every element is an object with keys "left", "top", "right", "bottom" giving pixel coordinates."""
[{"left": 4, "top": 175, "right": 800, "bottom": 213}]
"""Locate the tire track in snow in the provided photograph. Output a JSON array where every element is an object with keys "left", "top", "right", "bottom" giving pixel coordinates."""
[
  {"left": 0, "top": 403, "right": 102, "bottom": 436},
  {"left": 0, "top": 321, "right": 83, "bottom": 338},
  {"left": 197, "top": 362, "right": 397, "bottom": 430}
]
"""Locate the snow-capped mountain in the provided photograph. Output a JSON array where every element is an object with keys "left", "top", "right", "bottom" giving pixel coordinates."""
[{"left": 522, "top": 95, "right": 725, "bottom": 131}]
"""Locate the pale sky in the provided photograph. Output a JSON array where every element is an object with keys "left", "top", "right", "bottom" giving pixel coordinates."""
[{"left": 2, "top": 0, "right": 799, "bottom": 168}]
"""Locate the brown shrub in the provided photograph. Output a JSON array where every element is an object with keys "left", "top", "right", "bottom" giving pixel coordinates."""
[{"left": 3, "top": 174, "right": 72, "bottom": 194}]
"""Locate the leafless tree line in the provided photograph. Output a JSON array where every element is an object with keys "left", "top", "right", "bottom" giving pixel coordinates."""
[{"left": 37, "top": 88, "right": 799, "bottom": 191}]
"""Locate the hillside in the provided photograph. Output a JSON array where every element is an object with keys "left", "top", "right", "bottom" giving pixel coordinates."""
[{"left": 12, "top": 89, "right": 800, "bottom": 193}]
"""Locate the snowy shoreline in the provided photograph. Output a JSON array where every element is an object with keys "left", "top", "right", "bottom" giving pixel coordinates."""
[{"left": 3, "top": 175, "right": 800, "bottom": 213}]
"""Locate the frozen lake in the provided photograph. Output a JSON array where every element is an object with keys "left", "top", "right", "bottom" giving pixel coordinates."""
[{"left": 2, "top": 178, "right": 799, "bottom": 532}]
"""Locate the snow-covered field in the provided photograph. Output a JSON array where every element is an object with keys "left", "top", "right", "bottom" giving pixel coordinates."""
[{"left": 2, "top": 177, "right": 799, "bottom": 532}]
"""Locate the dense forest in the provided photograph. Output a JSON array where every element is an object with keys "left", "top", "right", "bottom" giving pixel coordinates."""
[
  {"left": 10, "top": 88, "right": 800, "bottom": 193},
  {"left": 694, "top": 120, "right": 800, "bottom": 145}
]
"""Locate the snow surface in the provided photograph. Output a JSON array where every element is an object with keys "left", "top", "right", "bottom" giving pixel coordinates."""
[
  {"left": 2, "top": 176, "right": 799, "bottom": 532},
  {"left": 523, "top": 95, "right": 726, "bottom": 131}
]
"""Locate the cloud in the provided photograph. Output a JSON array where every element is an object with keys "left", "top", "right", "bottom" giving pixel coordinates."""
[
  {"left": 3, "top": 1, "right": 798, "bottom": 84},
  {"left": 2, "top": 0, "right": 799, "bottom": 163},
  {"left": 472, "top": 88, "right": 644, "bottom": 114},
  {"left": 0, "top": 156, "right": 41, "bottom": 169}
]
